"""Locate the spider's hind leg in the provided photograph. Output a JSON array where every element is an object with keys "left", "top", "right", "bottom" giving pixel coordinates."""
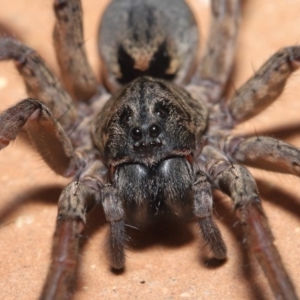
[
  {"left": 53, "top": 0, "right": 98, "bottom": 101},
  {"left": 189, "top": 0, "right": 240, "bottom": 103}
]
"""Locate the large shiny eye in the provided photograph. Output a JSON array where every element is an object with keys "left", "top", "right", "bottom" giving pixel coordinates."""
[
  {"left": 119, "top": 107, "right": 133, "bottom": 125},
  {"left": 131, "top": 127, "right": 143, "bottom": 140},
  {"left": 149, "top": 124, "right": 161, "bottom": 137},
  {"left": 154, "top": 103, "right": 168, "bottom": 119}
]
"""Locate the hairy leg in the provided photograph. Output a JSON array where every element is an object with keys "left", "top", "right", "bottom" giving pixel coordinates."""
[
  {"left": 228, "top": 46, "right": 300, "bottom": 123},
  {"left": 101, "top": 184, "right": 126, "bottom": 270},
  {"left": 0, "top": 38, "right": 76, "bottom": 129},
  {"left": 193, "top": 170, "right": 227, "bottom": 259},
  {"left": 41, "top": 178, "right": 101, "bottom": 300},
  {"left": 0, "top": 98, "right": 79, "bottom": 176},
  {"left": 223, "top": 135, "right": 300, "bottom": 175},
  {"left": 189, "top": 0, "right": 240, "bottom": 102},
  {"left": 199, "top": 145, "right": 298, "bottom": 300},
  {"left": 53, "top": 0, "right": 98, "bottom": 101}
]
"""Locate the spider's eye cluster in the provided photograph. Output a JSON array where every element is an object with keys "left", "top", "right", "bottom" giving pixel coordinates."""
[
  {"left": 149, "top": 124, "right": 161, "bottom": 137},
  {"left": 131, "top": 127, "right": 143, "bottom": 140},
  {"left": 119, "top": 107, "right": 133, "bottom": 125},
  {"left": 154, "top": 103, "right": 168, "bottom": 119}
]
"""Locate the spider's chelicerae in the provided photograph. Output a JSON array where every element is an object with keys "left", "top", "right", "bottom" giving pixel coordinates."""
[{"left": 0, "top": 0, "right": 300, "bottom": 299}]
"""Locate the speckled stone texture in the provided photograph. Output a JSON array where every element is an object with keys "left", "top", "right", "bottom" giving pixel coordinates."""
[{"left": 0, "top": 0, "right": 299, "bottom": 299}]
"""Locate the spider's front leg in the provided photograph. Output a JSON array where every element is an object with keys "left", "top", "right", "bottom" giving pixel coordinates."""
[
  {"left": 41, "top": 164, "right": 126, "bottom": 299},
  {"left": 40, "top": 163, "right": 105, "bottom": 300},
  {"left": 41, "top": 181, "right": 98, "bottom": 300},
  {"left": 200, "top": 146, "right": 298, "bottom": 300}
]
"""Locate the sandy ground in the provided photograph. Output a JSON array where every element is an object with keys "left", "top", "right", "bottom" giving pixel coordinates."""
[{"left": 0, "top": 0, "right": 299, "bottom": 299}]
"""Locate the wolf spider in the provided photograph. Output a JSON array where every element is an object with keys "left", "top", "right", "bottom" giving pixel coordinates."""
[{"left": 0, "top": 0, "right": 300, "bottom": 299}]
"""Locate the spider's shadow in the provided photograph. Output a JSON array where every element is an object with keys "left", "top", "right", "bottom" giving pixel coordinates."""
[
  {"left": 256, "top": 177, "right": 300, "bottom": 219},
  {"left": 0, "top": 184, "right": 63, "bottom": 223}
]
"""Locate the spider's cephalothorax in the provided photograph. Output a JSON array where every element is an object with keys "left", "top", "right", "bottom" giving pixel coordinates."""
[
  {"left": 93, "top": 76, "right": 208, "bottom": 225},
  {"left": 0, "top": 0, "right": 299, "bottom": 299},
  {"left": 93, "top": 76, "right": 208, "bottom": 166}
]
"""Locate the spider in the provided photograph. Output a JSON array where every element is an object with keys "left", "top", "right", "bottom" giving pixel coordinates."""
[{"left": 0, "top": 0, "right": 298, "bottom": 300}]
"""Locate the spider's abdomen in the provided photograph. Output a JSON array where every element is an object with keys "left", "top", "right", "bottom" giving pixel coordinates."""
[
  {"left": 99, "top": 0, "right": 199, "bottom": 91},
  {"left": 114, "top": 157, "right": 194, "bottom": 224}
]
